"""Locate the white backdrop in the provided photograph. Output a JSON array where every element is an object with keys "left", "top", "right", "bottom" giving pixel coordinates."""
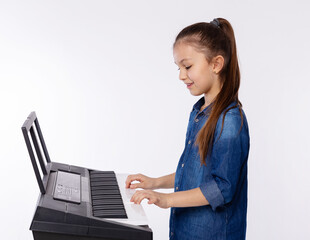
[{"left": 0, "top": 0, "right": 309, "bottom": 239}]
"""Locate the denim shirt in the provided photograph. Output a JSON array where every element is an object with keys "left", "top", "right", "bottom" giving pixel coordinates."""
[{"left": 169, "top": 96, "right": 250, "bottom": 240}]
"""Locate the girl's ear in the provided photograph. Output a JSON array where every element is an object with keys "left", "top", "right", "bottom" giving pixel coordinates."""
[{"left": 211, "top": 55, "right": 225, "bottom": 74}]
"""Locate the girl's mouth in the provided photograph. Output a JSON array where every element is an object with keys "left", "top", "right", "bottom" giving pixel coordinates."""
[{"left": 187, "top": 83, "right": 193, "bottom": 88}]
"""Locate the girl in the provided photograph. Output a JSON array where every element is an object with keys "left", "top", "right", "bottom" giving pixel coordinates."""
[{"left": 125, "top": 17, "right": 250, "bottom": 240}]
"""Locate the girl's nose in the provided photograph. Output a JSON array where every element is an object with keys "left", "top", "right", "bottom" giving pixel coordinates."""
[{"left": 179, "top": 69, "right": 187, "bottom": 81}]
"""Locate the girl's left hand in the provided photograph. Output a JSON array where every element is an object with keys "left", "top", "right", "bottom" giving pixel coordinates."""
[{"left": 130, "top": 190, "right": 171, "bottom": 209}]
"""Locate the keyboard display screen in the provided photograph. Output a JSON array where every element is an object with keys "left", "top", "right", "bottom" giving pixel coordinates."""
[{"left": 53, "top": 171, "right": 81, "bottom": 204}]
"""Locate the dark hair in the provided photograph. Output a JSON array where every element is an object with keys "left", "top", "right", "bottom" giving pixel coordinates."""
[{"left": 173, "top": 18, "right": 244, "bottom": 165}]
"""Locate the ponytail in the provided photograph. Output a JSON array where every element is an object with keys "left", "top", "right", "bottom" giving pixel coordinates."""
[{"left": 173, "top": 18, "right": 244, "bottom": 165}]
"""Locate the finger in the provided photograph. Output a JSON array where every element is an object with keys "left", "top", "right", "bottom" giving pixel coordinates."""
[
  {"left": 131, "top": 190, "right": 147, "bottom": 204},
  {"left": 147, "top": 193, "right": 157, "bottom": 205},
  {"left": 129, "top": 183, "right": 142, "bottom": 189},
  {"left": 125, "top": 174, "right": 137, "bottom": 188},
  {"left": 125, "top": 175, "right": 135, "bottom": 188},
  {"left": 137, "top": 192, "right": 149, "bottom": 204},
  {"left": 125, "top": 174, "right": 143, "bottom": 188},
  {"left": 130, "top": 190, "right": 142, "bottom": 203},
  {"left": 138, "top": 191, "right": 155, "bottom": 205},
  {"left": 131, "top": 193, "right": 140, "bottom": 204},
  {"left": 134, "top": 191, "right": 145, "bottom": 204},
  {"left": 148, "top": 198, "right": 155, "bottom": 204}
]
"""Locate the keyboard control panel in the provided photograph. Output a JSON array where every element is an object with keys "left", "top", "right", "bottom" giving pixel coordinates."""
[{"left": 53, "top": 170, "right": 81, "bottom": 204}]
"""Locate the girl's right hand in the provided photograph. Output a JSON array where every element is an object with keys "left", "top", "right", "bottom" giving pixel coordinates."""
[{"left": 125, "top": 173, "right": 157, "bottom": 190}]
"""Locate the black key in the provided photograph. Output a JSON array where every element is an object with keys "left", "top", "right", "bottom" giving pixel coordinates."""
[
  {"left": 91, "top": 173, "right": 116, "bottom": 178},
  {"left": 92, "top": 199, "right": 124, "bottom": 206},
  {"left": 91, "top": 189, "right": 120, "bottom": 195},
  {"left": 91, "top": 181, "right": 118, "bottom": 187},
  {"left": 93, "top": 209, "right": 127, "bottom": 218},
  {"left": 91, "top": 185, "right": 119, "bottom": 191},
  {"left": 90, "top": 177, "right": 117, "bottom": 182},
  {"left": 91, "top": 194, "right": 122, "bottom": 200},
  {"left": 93, "top": 205, "right": 125, "bottom": 211}
]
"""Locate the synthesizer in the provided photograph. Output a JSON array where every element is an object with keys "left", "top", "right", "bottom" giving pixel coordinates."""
[{"left": 22, "top": 112, "right": 152, "bottom": 240}]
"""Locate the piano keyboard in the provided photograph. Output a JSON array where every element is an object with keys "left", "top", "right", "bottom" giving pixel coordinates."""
[
  {"left": 52, "top": 169, "right": 149, "bottom": 226},
  {"left": 22, "top": 111, "right": 153, "bottom": 239},
  {"left": 90, "top": 170, "right": 127, "bottom": 218}
]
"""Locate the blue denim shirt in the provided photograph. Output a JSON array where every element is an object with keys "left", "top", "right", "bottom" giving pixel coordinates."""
[{"left": 169, "top": 96, "right": 250, "bottom": 240}]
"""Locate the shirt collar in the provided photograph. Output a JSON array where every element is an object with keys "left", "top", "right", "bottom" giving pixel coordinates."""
[
  {"left": 192, "top": 96, "right": 213, "bottom": 115},
  {"left": 192, "top": 97, "right": 238, "bottom": 115}
]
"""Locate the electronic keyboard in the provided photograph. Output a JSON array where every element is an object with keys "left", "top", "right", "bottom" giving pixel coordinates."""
[{"left": 22, "top": 112, "right": 153, "bottom": 240}]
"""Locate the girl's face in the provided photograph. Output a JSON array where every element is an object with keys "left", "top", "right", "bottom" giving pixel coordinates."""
[{"left": 173, "top": 42, "right": 221, "bottom": 99}]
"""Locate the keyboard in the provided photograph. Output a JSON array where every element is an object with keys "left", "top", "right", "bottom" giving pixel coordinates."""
[{"left": 22, "top": 111, "right": 152, "bottom": 240}]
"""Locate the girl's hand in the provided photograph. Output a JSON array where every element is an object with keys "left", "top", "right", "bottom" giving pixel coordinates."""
[
  {"left": 125, "top": 173, "right": 157, "bottom": 190},
  {"left": 130, "top": 189, "right": 171, "bottom": 209}
]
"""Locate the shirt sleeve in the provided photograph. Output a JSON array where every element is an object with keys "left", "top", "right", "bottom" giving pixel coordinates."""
[{"left": 199, "top": 111, "right": 248, "bottom": 211}]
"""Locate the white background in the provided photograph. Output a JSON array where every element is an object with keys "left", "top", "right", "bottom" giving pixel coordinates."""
[{"left": 0, "top": 0, "right": 310, "bottom": 239}]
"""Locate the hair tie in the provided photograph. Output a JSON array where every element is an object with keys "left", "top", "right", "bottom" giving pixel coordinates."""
[{"left": 210, "top": 18, "right": 220, "bottom": 28}]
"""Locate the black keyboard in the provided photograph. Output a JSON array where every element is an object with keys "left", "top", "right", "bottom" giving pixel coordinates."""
[{"left": 22, "top": 111, "right": 153, "bottom": 240}]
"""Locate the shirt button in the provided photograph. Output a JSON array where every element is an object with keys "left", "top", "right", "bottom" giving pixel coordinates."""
[
  {"left": 176, "top": 186, "right": 179, "bottom": 191},
  {"left": 195, "top": 118, "right": 199, "bottom": 122},
  {"left": 188, "top": 140, "right": 191, "bottom": 144},
  {"left": 173, "top": 209, "right": 175, "bottom": 214},
  {"left": 182, "top": 163, "right": 184, "bottom": 167},
  {"left": 171, "top": 232, "right": 174, "bottom": 236}
]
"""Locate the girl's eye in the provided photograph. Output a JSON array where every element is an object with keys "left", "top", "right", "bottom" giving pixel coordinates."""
[{"left": 177, "top": 66, "right": 191, "bottom": 71}]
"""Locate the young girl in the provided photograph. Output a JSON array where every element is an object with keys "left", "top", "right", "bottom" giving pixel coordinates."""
[{"left": 125, "top": 17, "right": 250, "bottom": 240}]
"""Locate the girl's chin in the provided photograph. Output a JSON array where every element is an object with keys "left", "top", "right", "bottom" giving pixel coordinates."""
[{"left": 188, "top": 89, "right": 203, "bottom": 96}]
